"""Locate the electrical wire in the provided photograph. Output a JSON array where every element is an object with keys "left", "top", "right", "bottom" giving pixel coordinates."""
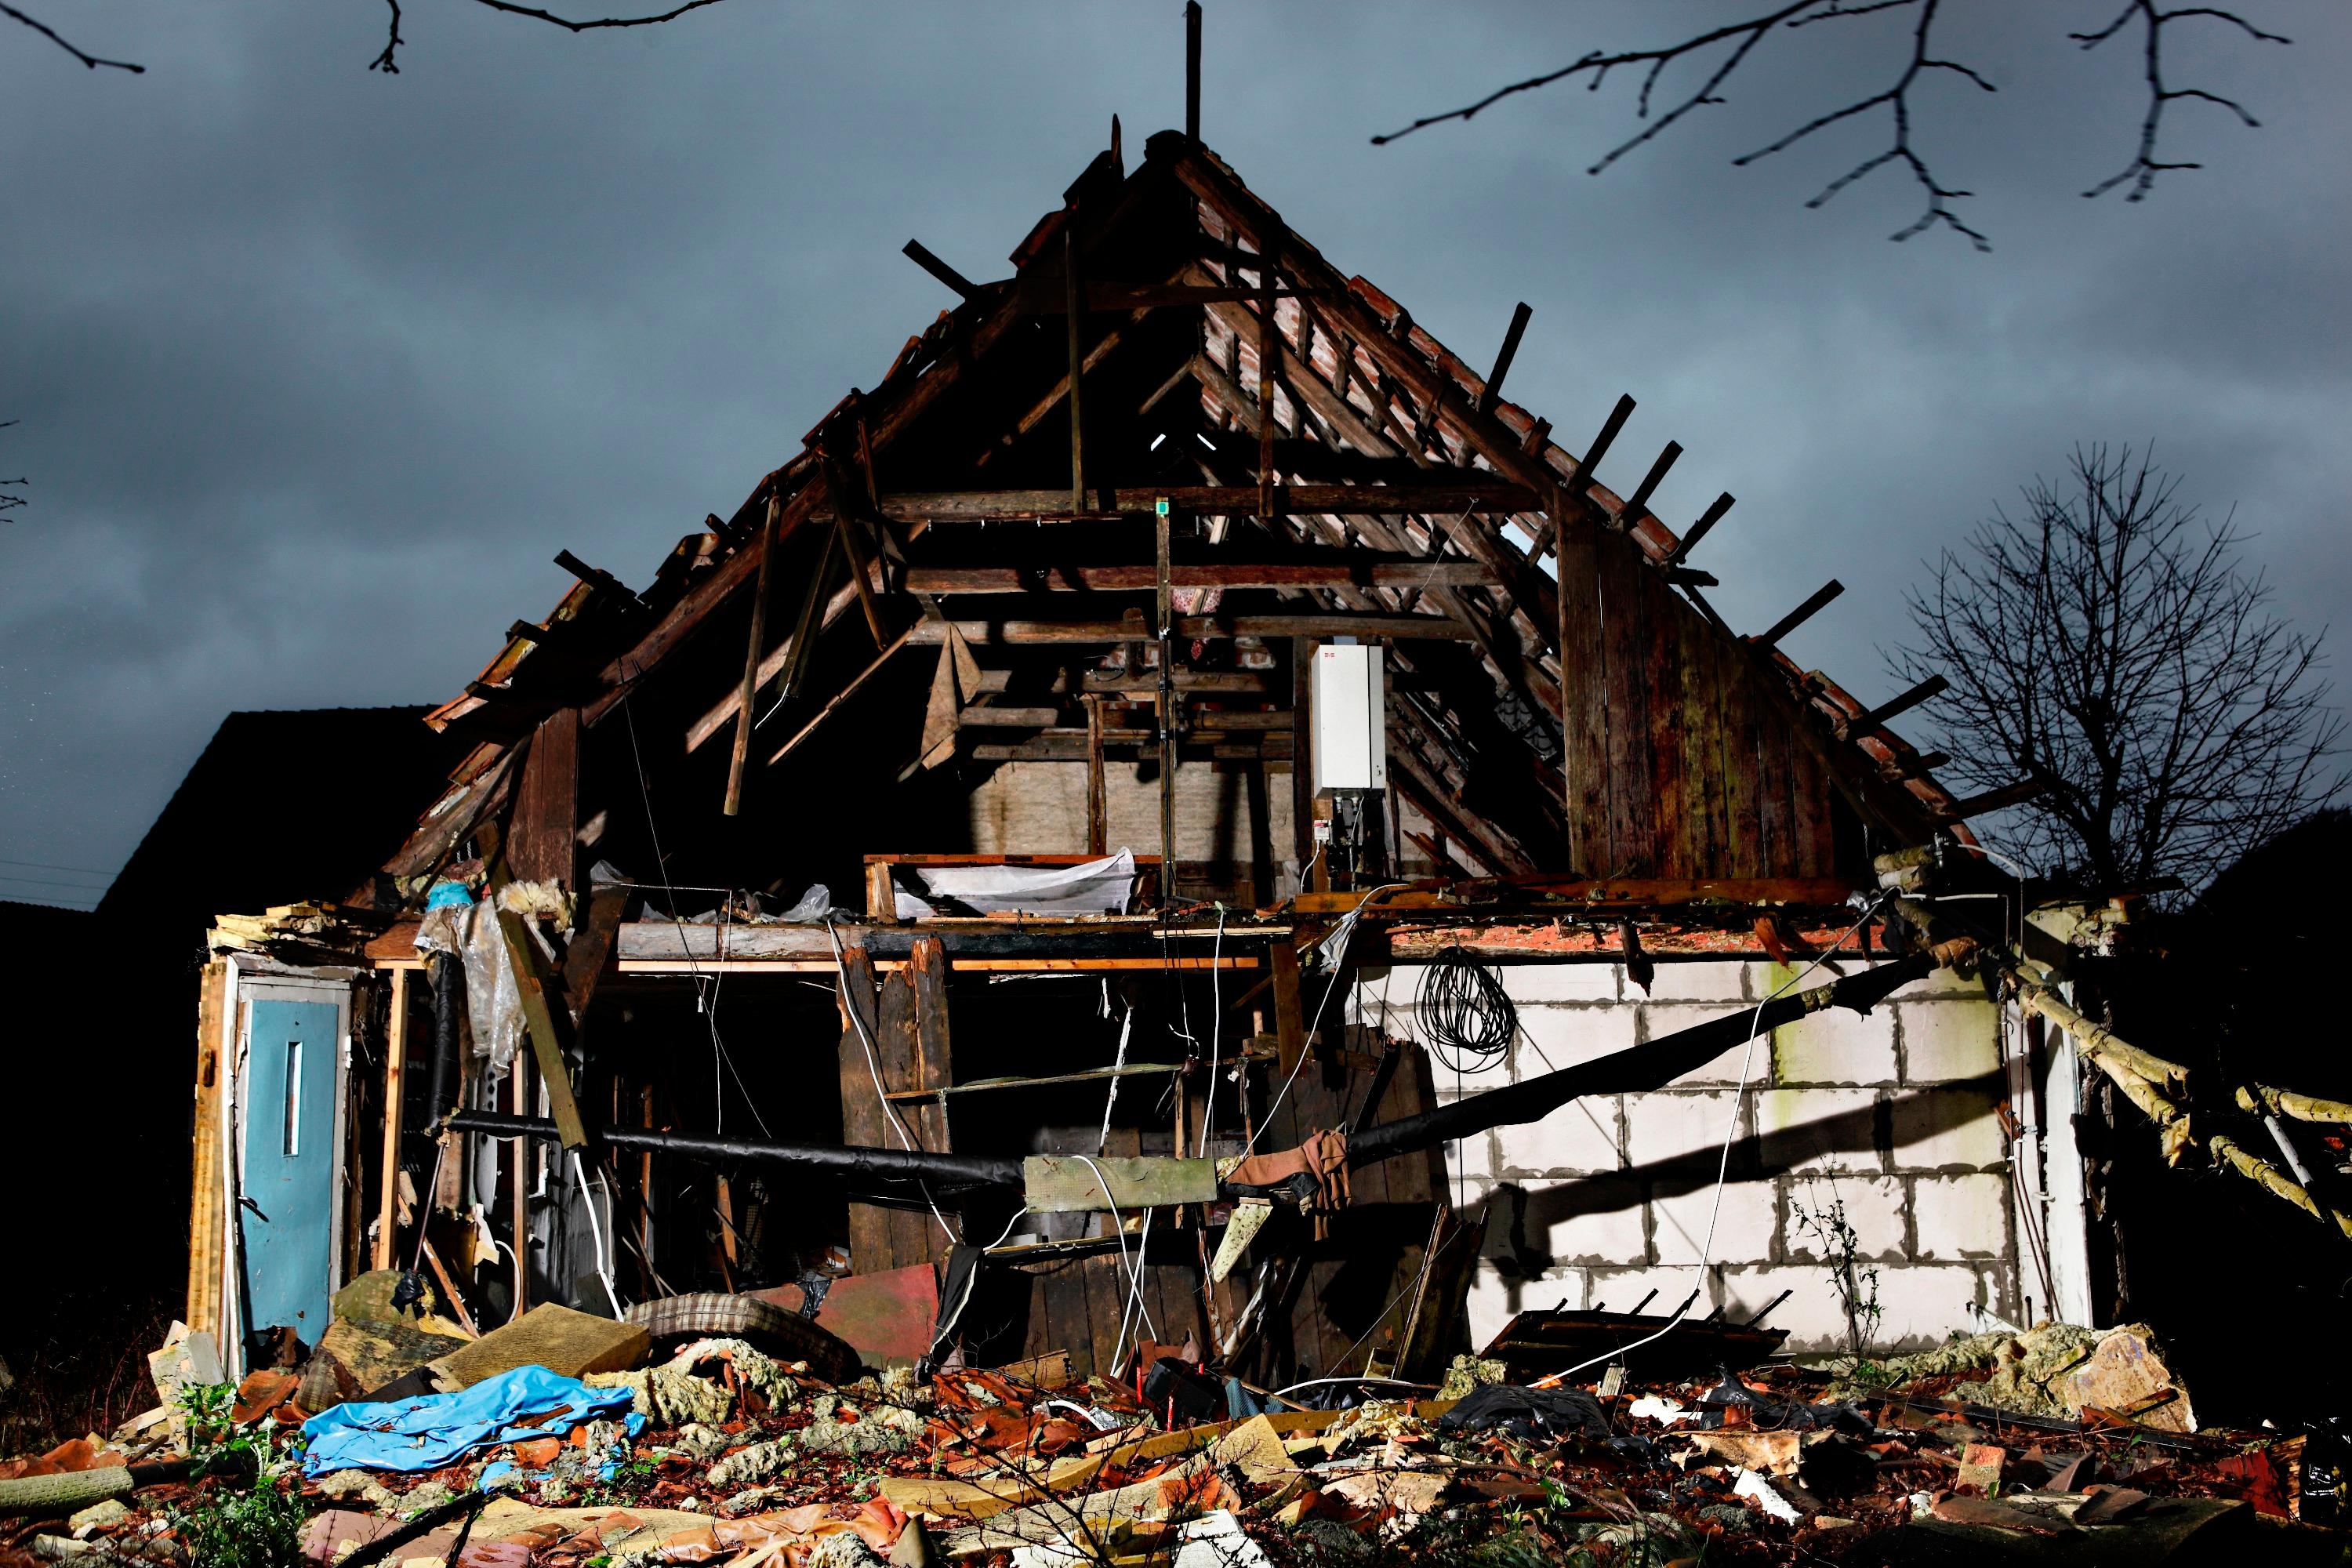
[
  {"left": 1198, "top": 906, "right": 1226, "bottom": 1156},
  {"left": 1247, "top": 882, "right": 1410, "bottom": 1154},
  {"left": 1067, "top": 1153, "right": 1159, "bottom": 1372},
  {"left": 1530, "top": 893, "right": 1893, "bottom": 1389},
  {"left": 1416, "top": 946, "right": 1516, "bottom": 1074},
  {"left": 1095, "top": 1004, "right": 1136, "bottom": 1156},
  {"left": 571, "top": 1151, "right": 626, "bottom": 1318}
]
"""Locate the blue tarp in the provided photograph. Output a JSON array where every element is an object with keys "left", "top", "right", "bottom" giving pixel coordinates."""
[{"left": 300, "top": 1363, "right": 642, "bottom": 1477}]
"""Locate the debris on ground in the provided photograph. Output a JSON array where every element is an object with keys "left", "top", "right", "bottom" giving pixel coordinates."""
[{"left": 2, "top": 1308, "right": 2343, "bottom": 1567}]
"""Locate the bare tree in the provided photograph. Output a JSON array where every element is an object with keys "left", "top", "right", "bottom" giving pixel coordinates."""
[
  {"left": 1374, "top": 2, "right": 2292, "bottom": 251},
  {"left": 0, "top": 0, "right": 729, "bottom": 78},
  {"left": 1891, "top": 445, "right": 2343, "bottom": 897}
]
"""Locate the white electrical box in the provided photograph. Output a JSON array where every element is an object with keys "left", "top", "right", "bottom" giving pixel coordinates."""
[{"left": 1309, "top": 643, "right": 1386, "bottom": 795}]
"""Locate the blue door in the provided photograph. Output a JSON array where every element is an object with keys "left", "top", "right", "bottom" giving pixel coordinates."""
[{"left": 241, "top": 999, "right": 339, "bottom": 1341}]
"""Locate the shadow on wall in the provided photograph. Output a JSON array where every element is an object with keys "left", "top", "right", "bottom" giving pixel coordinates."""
[{"left": 1485, "top": 1067, "right": 2009, "bottom": 1313}]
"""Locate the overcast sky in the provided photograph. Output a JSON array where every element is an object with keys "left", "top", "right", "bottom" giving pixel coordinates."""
[{"left": 3, "top": 1, "right": 2345, "bottom": 907}]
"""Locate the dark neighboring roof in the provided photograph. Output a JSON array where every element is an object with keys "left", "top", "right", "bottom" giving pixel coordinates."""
[{"left": 99, "top": 707, "right": 469, "bottom": 924}]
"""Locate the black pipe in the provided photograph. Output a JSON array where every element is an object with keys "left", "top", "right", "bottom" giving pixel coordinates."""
[
  {"left": 1348, "top": 952, "right": 1932, "bottom": 1164},
  {"left": 426, "top": 949, "right": 463, "bottom": 1129},
  {"left": 447, "top": 1109, "right": 1025, "bottom": 1189}
]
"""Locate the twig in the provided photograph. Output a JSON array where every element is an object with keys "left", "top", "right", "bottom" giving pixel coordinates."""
[
  {"left": 0, "top": 2, "right": 143, "bottom": 72},
  {"left": 2074, "top": 1, "right": 2290, "bottom": 201},
  {"left": 372, "top": 0, "right": 731, "bottom": 74}
]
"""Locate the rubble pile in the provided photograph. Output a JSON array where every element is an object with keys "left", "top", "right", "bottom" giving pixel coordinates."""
[{"left": 0, "top": 1310, "right": 2342, "bottom": 1567}]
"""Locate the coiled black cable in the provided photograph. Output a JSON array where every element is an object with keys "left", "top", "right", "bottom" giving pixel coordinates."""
[{"left": 1415, "top": 946, "right": 1515, "bottom": 1073}]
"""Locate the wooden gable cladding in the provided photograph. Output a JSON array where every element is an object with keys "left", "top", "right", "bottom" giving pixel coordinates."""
[{"left": 1558, "top": 520, "right": 1842, "bottom": 880}]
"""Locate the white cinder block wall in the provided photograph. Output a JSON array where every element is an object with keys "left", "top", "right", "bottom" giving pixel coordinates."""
[{"left": 1359, "top": 958, "right": 2019, "bottom": 1356}]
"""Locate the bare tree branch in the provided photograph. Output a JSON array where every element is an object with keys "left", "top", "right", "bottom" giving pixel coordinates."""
[
  {"left": 1, "top": 421, "right": 26, "bottom": 519},
  {"left": 1890, "top": 445, "right": 2344, "bottom": 899},
  {"left": 372, "top": 0, "right": 731, "bottom": 73},
  {"left": 1376, "top": 1, "right": 2293, "bottom": 248},
  {"left": 0, "top": 2, "right": 143, "bottom": 73},
  {"left": 2075, "top": 1, "right": 2291, "bottom": 201}
]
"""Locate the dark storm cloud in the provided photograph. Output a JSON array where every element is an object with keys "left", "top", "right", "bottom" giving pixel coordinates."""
[{"left": 3, "top": 1, "right": 2346, "bottom": 902}]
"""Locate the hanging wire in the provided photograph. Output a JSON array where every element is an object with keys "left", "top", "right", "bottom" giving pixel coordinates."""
[{"left": 1415, "top": 946, "right": 1516, "bottom": 1074}]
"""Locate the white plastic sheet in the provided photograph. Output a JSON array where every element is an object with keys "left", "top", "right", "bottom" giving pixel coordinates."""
[{"left": 891, "top": 849, "right": 1137, "bottom": 919}]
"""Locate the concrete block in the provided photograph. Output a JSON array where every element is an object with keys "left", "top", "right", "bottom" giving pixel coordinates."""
[
  {"left": 1522, "top": 1174, "right": 1649, "bottom": 1265},
  {"left": 1897, "top": 999, "right": 2002, "bottom": 1083},
  {"left": 1498, "top": 964, "right": 1622, "bottom": 1004},
  {"left": 428, "top": 1303, "right": 649, "bottom": 1391},
  {"left": 1770, "top": 1004, "right": 1900, "bottom": 1087},
  {"left": 1443, "top": 1135, "right": 1494, "bottom": 1184},
  {"left": 1889, "top": 1088, "right": 2007, "bottom": 1171},
  {"left": 1496, "top": 1096, "right": 1622, "bottom": 1175},
  {"left": 1912, "top": 1173, "right": 2011, "bottom": 1260},
  {"left": 1871, "top": 1264, "right": 1989, "bottom": 1350},
  {"left": 1652, "top": 1176, "right": 1779, "bottom": 1267},
  {"left": 1624, "top": 1091, "right": 1747, "bottom": 1169},
  {"left": 1755, "top": 1087, "right": 1883, "bottom": 1175},
  {"left": 1640, "top": 1004, "right": 1777, "bottom": 1085},
  {"left": 1898, "top": 962, "right": 1991, "bottom": 999},
  {"left": 1512, "top": 1003, "right": 1640, "bottom": 1073},
  {"left": 1464, "top": 1260, "right": 1581, "bottom": 1352},
  {"left": 1642, "top": 961, "right": 1748, "bottom": 1003},
  {"left": 1782, "top": 1173, "right": 1908, "bottom": 1263}
]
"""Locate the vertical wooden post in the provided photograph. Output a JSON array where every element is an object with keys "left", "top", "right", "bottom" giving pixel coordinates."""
[
  {"left": 834, "top": 945, "right": 895, "bottom": 1274},
  {"left": 1156, "top": 503, "right": 1177, "bottom": 907},
  {"left": 372, "top": 967, "right": 408, "bottom": 1272},
  {"left": 1065, "top": 218, "right": 1087, "bottom": 513},
  {"left": 187, "top": 960, "right": 229, "bottom": 1337},
  {"left": 1290, "top": 635, "right": 1315, "bottom": 876},
  {"left": 1184, "top": 0, "right": 1201, "bottom": 142},
  {"left": 636, "top": 1083, "right": 656, "bottom": 1296},
  {"left": 724, "top": 496, "right": 782, "bottom": 816},
  {"left": 1270, "top": 939, "right": 1306, "bottom": 1081},
  {"left": 1084, "top": 695, "right": 1108, "bottom": 857}
]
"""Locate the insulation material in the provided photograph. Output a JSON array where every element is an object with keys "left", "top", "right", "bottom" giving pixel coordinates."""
[{"left": 891, "top": 850, "right": 1137, "bottom": 919}]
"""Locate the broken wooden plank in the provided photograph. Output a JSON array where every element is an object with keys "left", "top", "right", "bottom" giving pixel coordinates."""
[
  {"left": 722, "top": 499, "right": 782, "bottom": 817},
  {"left": 1750, "top": 580, "right": 1844, "bottom": 649},
  {"left": 494, "top": 907, "right": 590, "bottom": 1150},
  {"left": 1022, "top": 1154, "right": 1221, "bottom": 1214}
]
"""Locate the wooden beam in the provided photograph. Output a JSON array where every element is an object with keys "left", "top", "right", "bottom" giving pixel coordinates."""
[
  {"left": 372, "top": 967, "right": 408, "bottom": 1273},
  {"left": 1287, "top": 876, "right": 1864, "bottom": 913},
  {"left": 1569, "top": 395, "right": 1635, "bottom": 502},
  {"left": 1843, "top": 674, "right": 1948, "bottom": 737},
  {"left": 554, "top": 549, "right": 636, "bottom": 603},
  {"left": 1665, "top": 493, "right": 1734, "bottom": 565},
  {"left": 1291, "top": 637, "right": 1314, "bottom": 870},
  {"left": 724, "top": 499, "right": 782, "bottom": 817},
  {"left": 495, "top": 907, "right": 590, "bottom": 1150},
  {"left": 1476, "top": 301, "right": 1532, "bottom": 414},
  {"left": 1256, "top": 221, "right": 1283, "bottom": 521},
  {"left": 775, "top": 523, "right": 844, "bottom": 707},
  {"left": 902, "top": 612, "right": 1471, "bottom": 644},
  {"left": 1936, "top": 779, "right": 2047, "bottom": 822},
  {"left": 765, "top": 622, "right": 918, "bottom": 767},
  {"left": 508, "top": 708, "right": 582, "bottom": 891},
  {"left": 1750, "top": 580, "right": 1844, "bottom": 650},
  {"left": 956, "top": 706, "right": 1063, "bottom": 728},
  {"left": 900, "top": 561, "right": 1500, "bottom": 593},
  {"left": 1023, "top": 1154, "right": 1221, "bottom": 1214},
  {"left": 1616, "top": 440, "right": 1681, "bottom": 529},
  {"left": 1085, "top": 695, "right": 1108, "bottom": 855},
  {"left": 864, "top": 483, "right": 1541, "bottom": 520},
  {"left": 902, "top": 238, "right": 979, "bottom": 300}
]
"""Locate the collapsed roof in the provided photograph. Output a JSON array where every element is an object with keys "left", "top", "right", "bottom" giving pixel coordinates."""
[{"left": 368, "top": 125, "right": 1980, "bottom": 908}]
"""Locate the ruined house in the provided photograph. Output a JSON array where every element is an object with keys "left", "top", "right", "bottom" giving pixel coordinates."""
[{"left": 179, "top": 124, "right": 2100, "bottom": 1388}]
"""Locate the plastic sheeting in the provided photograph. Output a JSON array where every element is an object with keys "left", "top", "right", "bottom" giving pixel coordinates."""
[
  {"left": 299, "top": 1363, "right": 643, "bottom": 1477},
  {"left": 891, "top": 850, "right": 1137, "bottom": 919}
]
